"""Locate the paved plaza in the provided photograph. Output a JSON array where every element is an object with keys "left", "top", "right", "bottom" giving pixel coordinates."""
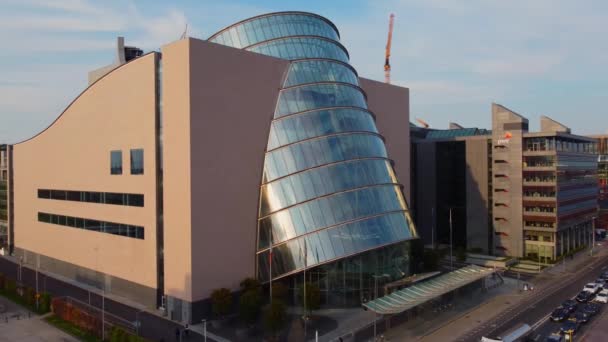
[{"left": 0, "top": 296, "right": 77, "bottom": 342}]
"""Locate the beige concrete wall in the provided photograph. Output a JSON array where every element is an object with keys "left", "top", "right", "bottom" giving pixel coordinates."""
[
  {"left": 13, "top": 54, "right": 159, "bottom": 289},
  {"left": 162, "top": 38, "right": 289, "bottom": 302},
  {"left": 359, "top": 78, "right": 411, "bottom": 204},
  {"left": 160, "top": 39, "right": 194, "bottom": 302}
]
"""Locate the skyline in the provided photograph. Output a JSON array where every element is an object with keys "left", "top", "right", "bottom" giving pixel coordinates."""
[{"left": 1, "top": 0, "right": 607, "bottom": 143}]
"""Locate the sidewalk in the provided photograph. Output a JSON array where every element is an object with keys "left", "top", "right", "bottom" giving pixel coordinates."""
[{"left": 414, "top": 245, "right": 608, "bottom": 342}]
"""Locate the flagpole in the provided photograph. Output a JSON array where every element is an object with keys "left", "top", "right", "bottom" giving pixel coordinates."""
[{"left": 269, "top": 228, "right": 273, "bottom": 304}]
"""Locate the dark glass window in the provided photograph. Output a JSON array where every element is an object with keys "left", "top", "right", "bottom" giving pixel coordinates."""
[
  {"left": 38, "top": 189, "right": 144, "bottom": 207},
  {"left": 38, "top": 212, "right": 143, "bottom": 240},
  {"left": 111, "top": 150, "right": 122, "bottom": 175},
  {"left": 130, "top": 149, "right": 144, "bottom": 175}
]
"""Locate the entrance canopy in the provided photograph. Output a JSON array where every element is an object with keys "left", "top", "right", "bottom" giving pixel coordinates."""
[{"left": 362, "top": 265, "right": 494, "bottom": 315}]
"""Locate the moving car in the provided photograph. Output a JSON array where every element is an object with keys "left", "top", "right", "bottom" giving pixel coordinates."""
[
  {"left": 594, "top": 289, "right": 608, "bottom": 303},
  {"left": 576, "top": 290, "right": 594, "bottom": 303},
  {"left": 561, "top": 299, "right": 577, "bottom": 313},
  {"left": 550, "top": 307, "right": 570, "bottom": 322},
  {"left": 583, "top": 282, "right": 601, "bottom": 294},
  {"left": 546, "top": 334, "right": 565, "bottom": 342},
  {"left": 582, "top": 303, "right": 601, "bottom": 316},
  {"left": 559, "top": 320, "right": 580, "bottom": 335},
  {"left": 569, "top": 311, "right": 590, "bottom": 324}
]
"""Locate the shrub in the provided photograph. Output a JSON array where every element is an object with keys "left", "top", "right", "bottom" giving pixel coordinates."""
[
  {"left": 210, "top": 288, "right": 233, "bottom": 319},
  {"left": 240, "top": 278, "right": 261, "bottom": 293},
  {"left": 239, "top": 289, "right": 262, "bottom": 325},
  {"left": 298, "top": 282, "right": 321, "bottom": 315},
  {"left": 39, "top": 292, "right": 52, "bottom": 313},
  {"left": 271, "top": 282, "right": 288, "bottom": 302},
  {"left": 5, "top": 278, "right": 16, "bottom": 294},
  {"left": 263, "top": 300, "right": 287, "bottom": 337},
  {"left": 25, "top": 286, "right": 36, "bottom": 306}
]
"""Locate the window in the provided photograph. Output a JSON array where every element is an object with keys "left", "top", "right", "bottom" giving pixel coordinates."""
[
  {"left": 37, "top": 189, "right": 144, "bottom": 207},
  {"left": 38, "top": 212, "right": 144, "bottom": 240},
  {"left": 111, "top": 151, "right": 122, "bottom": 175},
  {"left": 130, "top": 149, "right": 144, "bottom": 175}
]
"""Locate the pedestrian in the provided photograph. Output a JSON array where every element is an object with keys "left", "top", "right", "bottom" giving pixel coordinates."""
[
  {"left": 175, "top": 327, "right": 180, "bottom": 341},
  {"left": 185, "top": 324, "right": 190, "bottom": 338}
]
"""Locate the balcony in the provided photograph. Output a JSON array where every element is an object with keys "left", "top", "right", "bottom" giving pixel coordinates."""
[
  {"left": 523, "top": 165, "right": 556, "bottom": 172},
  {"left": 524, "top": 225, "right": 556, "bottom": 232}
]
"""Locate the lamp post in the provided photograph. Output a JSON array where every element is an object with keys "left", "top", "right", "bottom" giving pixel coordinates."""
[
  {"left": 591, "top": 216, "right": 597, "bottom": 257},
  {"left": 372, "top": 274, "right": 390, "bottom": 341},
  {"left": 201, "top": 319, "right": 207, "bottom": 342}
]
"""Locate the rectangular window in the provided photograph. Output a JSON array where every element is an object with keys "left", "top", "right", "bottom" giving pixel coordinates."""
[
  {"left": 130, "top": 149, "right": 144, "bottom": 175},
  {"left": 38, "top": 212, "right": 144, "bottom": 240},
  {"left": 111, "top": 150, "right": 122, "bottom": 175},
  {"left": 37, "top": 188, "right": 144, "bottom": 207}
]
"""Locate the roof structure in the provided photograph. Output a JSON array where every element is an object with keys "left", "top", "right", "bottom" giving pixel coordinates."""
[{"left": 362, "top": 265, "right": 494, "bottom": 315}]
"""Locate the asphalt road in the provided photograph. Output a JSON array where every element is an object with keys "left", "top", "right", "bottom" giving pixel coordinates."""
[{"left": 461, "top": 253, "right": 608, "bottom": 342}]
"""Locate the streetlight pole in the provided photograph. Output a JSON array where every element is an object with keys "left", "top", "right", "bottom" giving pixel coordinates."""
[
  {"left": 201, "top": 319, "right": 207, "bottom": 342},
  {"left": 372, "top": 274, "right": 389, "bottom": 341},
  {"left": 449, "top": 208, "right": 453, "bottom": 270}
]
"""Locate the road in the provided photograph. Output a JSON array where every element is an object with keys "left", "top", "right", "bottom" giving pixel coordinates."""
[{"left": 461, "top": 252, "right": 608, "bottom": 341}]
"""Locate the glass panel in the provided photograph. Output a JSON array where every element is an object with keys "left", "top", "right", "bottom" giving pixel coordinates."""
[
  {"left": 275, "top": 84, "right": 366, "bottom": 117},
  {"left": 263, "top": 133, "right": 387, "bottom": 181},
  {"left": 259, "top": 185, "right": 408, "bottom": 247},
  {"left": 110, "top": 150, "right": 122, "bottom": 175},
  {"left": 247, "top": 37, "right": 348, "bottom": 62},
  {"left": 285, "top": 60, "right": 359, "bottom": 87},
  {"left": 267, "top": 108, "right": 376, "bottom": 150},
  {"left": 130, "top": 149, "right": 144, "bottom": 175}
]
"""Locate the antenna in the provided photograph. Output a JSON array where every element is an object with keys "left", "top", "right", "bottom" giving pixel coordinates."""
[{"left": 180, "top": 23, "right": 188, "bottom": 40}]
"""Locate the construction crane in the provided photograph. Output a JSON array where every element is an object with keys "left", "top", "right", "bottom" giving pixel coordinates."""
[
  {"left": 384, "top": 13, "right": 395, "bottom": 84},
  {"left": 416, "top": 118, "right": 430, "bottom": 128}
]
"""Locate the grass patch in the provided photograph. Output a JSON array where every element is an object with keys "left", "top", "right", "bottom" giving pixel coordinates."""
[{"left": 44, "top": 314, "right": 101, "bottom": 342}]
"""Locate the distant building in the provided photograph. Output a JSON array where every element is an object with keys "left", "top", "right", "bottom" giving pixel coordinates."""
[
  {"left": 412, "top": 104, "right": 598, "bottom": 261},
  {"left": 591, "top": 135, "right": 608, "bottom": 229},
  {"left": 0, "top": 144, "right": 11, "bottom": 252}
]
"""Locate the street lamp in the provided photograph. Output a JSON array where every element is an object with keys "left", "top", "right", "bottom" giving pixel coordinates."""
[
  {"left": 201, "top": 319, "right": 207, "bottom": 342},
  {"left": 372, "top": 274, "right": 390, "bottom": 341}
]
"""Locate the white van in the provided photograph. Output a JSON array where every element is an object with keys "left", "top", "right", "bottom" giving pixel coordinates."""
[{"left": 595, "top": 289, "right": 608, "bottom": 303}]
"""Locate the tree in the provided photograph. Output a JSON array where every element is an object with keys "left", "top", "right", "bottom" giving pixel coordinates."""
[
  {"left": 239, "top": 289, "right": 262, "bottom": 325},
  {"left": 298, "top": 282, "right": 321, "bottom": 316},
  {"left": 271, "top": 282, "right": 288, "bottom": 302},
  {"left": 211, "top": 288, "right": 233, "bottom": 319},
  {"left": 263, "top": 300, "right": 287, "bottom": 337},
  {"left": 240, "top": 278, "right": 261, "bottom": 293}
]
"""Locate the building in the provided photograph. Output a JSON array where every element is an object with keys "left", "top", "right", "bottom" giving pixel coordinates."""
[
  {"left": 412, "top": 103, "right": 598, "bottom": 262},
  {"left": 0, "top": 144, "right": 11, "bottom": 252},
  {"left": 3, "top": 12, "right": 418, "bottom": 323},
  {"left": 592, "top": 135, "right": 608, "bottom": 229}
]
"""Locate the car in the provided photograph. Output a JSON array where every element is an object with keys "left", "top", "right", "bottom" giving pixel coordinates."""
[
  {"left": 561, "top": 299, "right": 578, "bottom": 313},
  {"left": 560, "top": 320, "right": 580, "bottom": 335},
  {"left": 546, "top": 334, "right": 565, "bottom": 342},
  {"left": 600, "top": 271, "right": 608, "bottom": 280},
  {"left": 551, "top": 307, "right": 570, "bottom": 322},
  {"left": 576, "top": 290, "right": 594, "bottom": 303},
  {"left": 595, "top": 289, "right": 608, "bottom": 303},
  {"left": 583, "top": 303, "right": 601, "bottom": 316},
  {"left": 597, "top": 278, "right": 607, "bottom": 286},
  {"left": 584, "top": 282, "right": 601, "bottom": 294},
  {"left": 569, "top": 311, "right": 591, "bottom": 324}
]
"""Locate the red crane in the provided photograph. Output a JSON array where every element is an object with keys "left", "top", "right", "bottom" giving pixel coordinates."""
[{"left": 384, "top": 13, "right": 395, "bottom": 84}]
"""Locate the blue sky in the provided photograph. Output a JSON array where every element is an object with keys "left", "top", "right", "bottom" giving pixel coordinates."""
[{"left": 1, "top": 0, "right": 607, "bottom": 143}]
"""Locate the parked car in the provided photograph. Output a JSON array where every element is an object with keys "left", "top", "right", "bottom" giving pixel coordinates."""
[
  {"left": 595, "top": 289, "right": 608, "bottom": 303},
  {"left": 596, "top": 278, "right": 607, "bottom": 288},
  {"left": 569, "top": 311, "right": 591, "bottom": 324},
  {"left": 582, "top": 303, "right": 601, "bottom": 316},
  {"left": 551, "top": 307, "right": 570, "bottom": 322},
  {"left": 576, "top": 290, "right": 594, "bottom": 303},
  {"left": 561, "top": 299, "right": 578, "bottom": 313},
  {"left": 600, "top": 271, "right": 608, "bottom": 280},
  {"left": 584, "top": 283, "right": 601, "bottom": 294},
  {"left": 560, "top": 320, "right": 580, "bottom": 335}
]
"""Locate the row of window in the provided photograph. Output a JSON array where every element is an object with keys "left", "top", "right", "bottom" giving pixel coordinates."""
[
  {"left": 210, "top": 13, "right": 340, "bottom": 49},
  {"left": 38, "top": 212, "right": 144, "bottom": 239},
  {"left": 38, "top": 189, "right": 144, "bottom": 207},
  {"left": 275, "top": 83, "right": 367, "bottom": 118},
  {"left": 284, "top": 60, "right": 358, "bottom": 87},
  {"left": 248, "top": 37, "right": 349, "bottom": 63},
  {"left": 111, "top": 149, "right": 144, "bottom": 175}
]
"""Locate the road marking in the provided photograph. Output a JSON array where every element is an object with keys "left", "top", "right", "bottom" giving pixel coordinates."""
[{"left": 531, "top": 313, "right": 550, "bottom": 330}]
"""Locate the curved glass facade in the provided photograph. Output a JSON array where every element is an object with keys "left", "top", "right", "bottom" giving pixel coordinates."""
[{"left": 209, "top": 12, "right": 417, "bottom": 288}]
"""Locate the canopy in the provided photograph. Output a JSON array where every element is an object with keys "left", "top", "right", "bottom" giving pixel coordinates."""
[{"left": 362, "top": 265, "right": 494, "bottom": 315}]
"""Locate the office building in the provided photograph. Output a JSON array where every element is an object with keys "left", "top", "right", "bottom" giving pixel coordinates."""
[
  {"left": 3, "top": 12, "right": 417, "bottom": 323},
  {"left": 413, "top": 104, "right": 598, "bottom": 261}
]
